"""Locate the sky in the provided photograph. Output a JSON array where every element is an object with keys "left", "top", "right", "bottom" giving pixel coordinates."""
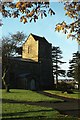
[{"left": 0, "top": 2, "right": 78, "bottom": 76}]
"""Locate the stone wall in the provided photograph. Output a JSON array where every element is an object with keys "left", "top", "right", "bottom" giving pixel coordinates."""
[
  {"left": 9, "top": 58, "right": 53, "bottom": 90},
  {"left": 39, "top": 40, "right": 52, "bottom": 60},
  {"left": 22, "top": 35, "right": 38, "bottom": 62}
]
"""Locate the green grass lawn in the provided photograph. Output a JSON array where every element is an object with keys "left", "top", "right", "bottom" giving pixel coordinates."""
[
  {"left": 2, "top": 103, "right": 60, "bottom": 119},
  {"left": 2, "top": 103, "right": 78, "bottom": 120},
  {"left": 2, "top": 89, "right": 62, "bottom": 102},
  {"left": 45, "top": 90, "right": 80, "bottom": 99},
  {"left": 1, "top": 89, "right": 79, "bottom": 120}
]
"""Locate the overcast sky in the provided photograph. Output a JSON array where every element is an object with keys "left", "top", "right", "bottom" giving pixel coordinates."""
[{"left": 0, "top": 2, "right": 78, "bottom": 77}]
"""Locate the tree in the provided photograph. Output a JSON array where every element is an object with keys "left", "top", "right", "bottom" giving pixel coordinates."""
[
  {"left": 0, "top": 1, "right": 55, "bottom": 24},
  {"left": 55, "top": 2, "right": 80, "bottom": 89},
  {"left": 0, "top": 1, "right": 80, "bottom": 44},
  {"left": 67, "top": 51, "right": 80, "bottom": 83},
  {"left": 55, "top": 2, "right": 80, "bottom": 90},
  {"left": 52, "top": 46, "right": 66, "bottom": 88},
  {"left": 55, "top": 2, "right": 80, "bottom": 43},
  {"left": 2, "top": 31, "right": 27, "bottom": 56},
  {"left": 2, "top": 31, "right": 26, "bottom": 92}
]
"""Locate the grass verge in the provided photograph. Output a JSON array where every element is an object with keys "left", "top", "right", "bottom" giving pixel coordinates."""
[{"left": 45, "top": 90, "right": 80, "bottom": 99}]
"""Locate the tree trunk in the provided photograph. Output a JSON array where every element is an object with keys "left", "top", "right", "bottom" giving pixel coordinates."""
[
  {"left": 56, "top": 52, "right": 58, "bottom": 89},
  {"left": 2, "top": 68, "right": 10, "bottom": 92},
  {"left": 2, "top": 78, "right": 10, "bottom": 92},
  {"left": 56, "top": 72, "right": 58, "bottom": 89},
  {"left": 5, "top": 85, "right": 10, "bottom": 92}
]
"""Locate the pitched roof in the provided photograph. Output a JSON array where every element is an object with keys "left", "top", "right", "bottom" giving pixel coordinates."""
[
  {"left": 22, "top": 33, "right": 51, "bottom": 46},
  {"left": 31, "top": 33, "right": 49, "bottom": 44}
]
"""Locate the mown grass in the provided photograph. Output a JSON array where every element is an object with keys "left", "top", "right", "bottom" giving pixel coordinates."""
[
  {"left": 1, "top": 89, "right": 79, "bottom": 120},
  {"left": 2, "top": 89, "right": 63, "bottom": 102},
  {"left": 2, "top": 102, "right": 79, "bottom": 120},
  {"left": 2, "top": 103, "right": 60, "bottom": 119},
  {"left": 2, "top": 102, "right": 78, "bottom": 120},
  {"left": 45, "top": 90, "right": 80, "bottom": 99}
]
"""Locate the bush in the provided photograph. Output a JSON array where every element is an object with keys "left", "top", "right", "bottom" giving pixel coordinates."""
[
  {"left": 57, "top": 81, "right": 74, "bottom": 94},
  {"left": 67, "top": 89, "right": 73, "bottom": 94}
]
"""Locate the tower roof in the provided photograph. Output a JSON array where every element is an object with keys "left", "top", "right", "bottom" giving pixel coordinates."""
[{"left": 30, "top": 33, "right": 49, "bottom": 44}]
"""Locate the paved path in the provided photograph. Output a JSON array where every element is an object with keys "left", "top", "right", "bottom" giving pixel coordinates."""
[{"left": 36, "top": 91, "right": 80, "bottom": 118}]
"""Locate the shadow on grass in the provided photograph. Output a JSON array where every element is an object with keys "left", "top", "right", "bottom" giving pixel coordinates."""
[
  {"left": 2, "top": 110, "right": 58, "bottom": 120},
  {"left": 2, "top": 109, "right": 55, "bottom": 116},
  {"left": 2, "top": 116, "right": 78, "bottom": 120},
  {"left": 36, "top": 91, "right": 79, "bottom": 102},
  {"left": 2, "top": 98, "right": 62, "bottom": 104},
  {"left": 2, "top": 97, "right": 80, "bottom": 118},
  {"left": 2, "top": 98, "right": 28, "bottom": 104},
  {"left": 1, "top": 116, "right": 64, "bottom": 120},
  {"left": 36, "top": 91, "right": 67, "bottom": 101}
]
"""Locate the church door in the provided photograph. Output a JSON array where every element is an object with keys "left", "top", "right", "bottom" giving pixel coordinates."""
[{"left": 30, "top": 79, "right": 36, "bottom": 90}]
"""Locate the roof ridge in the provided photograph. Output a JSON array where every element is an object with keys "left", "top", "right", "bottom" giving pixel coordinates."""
[
  {"left": 31, "top": 33, "right": 44, "bottom": 38},
  {"left": 31, "top": 33, "right": 49, "bottom": 44}
]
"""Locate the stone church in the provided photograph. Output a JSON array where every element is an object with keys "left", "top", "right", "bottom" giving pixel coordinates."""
[{"left": 8, "top": 33, "right": 53, "bottom": 90}]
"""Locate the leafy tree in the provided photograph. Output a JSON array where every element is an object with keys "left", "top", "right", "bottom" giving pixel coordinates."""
[
  {"left": 54, "top": 2, "right": 80, "bottom": 90},
  {"left": 2, "top": 37, "right": 14, "bottom": 92},
  {"left": 52, "top": 46, "right": 66, "bottom": 88},
  {"left": 55, "top": 2, "right": 80, "bottom": 43},
  {"left": 67, "top": 51, "right": 80, "bottom": 89},
  {"left": 0, "top": 1, "right": 55, "bottom": 24},
  {"left": 2, "top": 31, "right": 26, "bottom": 92},
  {"left": 0, "top": 1, "right": 80, "bottom": 44}
]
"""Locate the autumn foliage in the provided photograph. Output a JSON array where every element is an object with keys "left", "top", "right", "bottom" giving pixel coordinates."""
[
  {"left": 55, "top": 2, "right": 80, "bottom": 43},
  {"left": 0, "top": 1, "right": 55, "bottom": 24},
  {"left": 0, "top": 1, "right": 80, "bottom": 43}
]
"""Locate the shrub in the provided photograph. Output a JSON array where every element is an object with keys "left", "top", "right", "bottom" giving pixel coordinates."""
[{"left": 57, "top": 81, "right": 74, "bottom": 94}]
